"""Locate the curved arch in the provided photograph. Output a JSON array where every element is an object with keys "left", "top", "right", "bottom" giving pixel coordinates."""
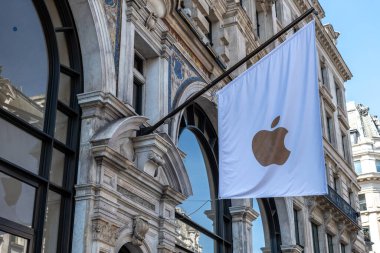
[
  {"left": 119, "top": 243, "right": 144, "bottom": 253},
  {"left": 91, "top": 116, "right": 148, "bottom": 161},
  {"left": 170, "top": 79, "right": 216, "bottom": 143},
  {"left": 261, "top": 198, "right": 282, "bottom": 252},
  {"left": 114, "top": 226, "right": 152, "bottom": 253},
  {"left": 158, "top": 133, "right": 192, "bottom": 197},
  {"left": 177, "top": 103, "right": 232, "bottom": 252},
  {"left": 68, "top": 0, "right": 116, "bottom": 93}
]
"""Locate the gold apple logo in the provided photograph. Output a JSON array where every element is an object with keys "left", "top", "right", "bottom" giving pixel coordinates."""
[{"left": 252, "top": 116, "right": 291, "bottom": 166}]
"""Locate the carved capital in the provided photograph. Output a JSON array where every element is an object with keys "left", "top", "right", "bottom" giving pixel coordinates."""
[
  {"left": 305, "top": 196, "right": 317, "bottom": 218},
  {"left": 132, "top": 216, "right": 150, "bottom": 246}
]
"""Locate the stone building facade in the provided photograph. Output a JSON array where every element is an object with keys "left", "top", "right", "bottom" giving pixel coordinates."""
[
  {"left": 347, "top": 102, "right": 380, "bottom": 253},
  {"left": 0, "top": 0, "right": 366, "bottom": 252}
]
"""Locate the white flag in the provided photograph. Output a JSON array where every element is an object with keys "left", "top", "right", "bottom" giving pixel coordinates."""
[{"left": 218, "top": 21, "right": 327, "bottom": 199}]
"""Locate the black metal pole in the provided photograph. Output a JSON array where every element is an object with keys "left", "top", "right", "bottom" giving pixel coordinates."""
[{"left": 139, "top": 7, "right": 315, "bottom": 135}]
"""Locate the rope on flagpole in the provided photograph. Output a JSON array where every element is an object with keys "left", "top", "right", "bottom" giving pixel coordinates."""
[{"left": 138, "top": 7, "right": 317, "bottom": 136}]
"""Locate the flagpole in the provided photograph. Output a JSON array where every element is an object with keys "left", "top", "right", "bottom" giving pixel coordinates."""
[{"left": 139, "top": 7, "right": 316, "bottom": 136}]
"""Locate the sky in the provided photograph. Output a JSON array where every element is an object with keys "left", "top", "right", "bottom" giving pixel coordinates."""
[{"left": 319, "top": 0, "right": 380, "bottom": 117}]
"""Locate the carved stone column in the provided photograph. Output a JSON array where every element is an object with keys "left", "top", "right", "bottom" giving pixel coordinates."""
[{"left": 229, "top": 205, "right": 259, "bottom": 253}]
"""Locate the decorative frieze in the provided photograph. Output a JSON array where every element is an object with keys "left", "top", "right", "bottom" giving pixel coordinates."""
[
  {"left": 92, "top": 219, "right": 120, "bottom": 245},
  {"left": 117, "top": 185, "right": 156, "bottom": 211}
]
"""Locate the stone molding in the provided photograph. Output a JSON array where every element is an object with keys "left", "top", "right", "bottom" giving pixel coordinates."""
[
  {"left": 229, "top": 205, "right": 260, "bottom": 223},
  {"left": 91, "top": 115, "right": 148, "bottom": 162},
  {"left": 280, "top": 244, "right": 304, "bottom": 253},
  {"left": 78, "top": 91, "right": 136, "bottom": 121}
]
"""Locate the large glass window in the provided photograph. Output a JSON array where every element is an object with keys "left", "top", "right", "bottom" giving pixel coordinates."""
[
  {"left": 0, "top": 230, "right": 28, "bottom": 253},
  {"left": 0, "top": 1, "right": 82, "bottom": 252},
  {"left": 176, "top": 104, "right": 231, "bottom": 253},
  {"left": 0, "top": 1, "right": 48, "bottom": 129},
  {"left": 0, "top": 171, "right": 36, "bottom": 227}
]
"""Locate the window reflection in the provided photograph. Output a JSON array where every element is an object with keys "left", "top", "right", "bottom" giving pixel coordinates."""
[
  {"left": 252, "top": 199, "right": 265, "bottom": 252},
  {"left": 178, "top": 129, "right": 216, "bottom": 252},
  {"left": 0, "top": 0, "right": 49, "bottom": 128},
  {"left": 0, "top": 171, "right": 35, "bottom": 227},
  {"left": 0, "top": 117, "right": 41, "bottom": 174},
  {"left": 0, "top": 230, "right": 28, "bottom": 253},
  {"left": 42, "top": 190, "right": 61, "bottom": 253}
]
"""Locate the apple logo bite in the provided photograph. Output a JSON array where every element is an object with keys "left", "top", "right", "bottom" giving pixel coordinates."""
[{"left": 252, "top": 116, "right": 291, "bottom": 166}]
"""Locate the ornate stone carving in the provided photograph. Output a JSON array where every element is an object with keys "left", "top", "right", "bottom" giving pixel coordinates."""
[
  {"left": 132, "top": 216, "right": 150, "bottom": 246},
  {"left": 92, "top": 219, "right": 120, "bottom": 245},
  {"left": 323, "top": 210, "right": 332, "bottom": 227},
  {"left": 357, "top": 104, "right": 369, "bottom": 116},
  {"left": 145, "top": 11, "right": 157, "bottom": 31},
  {"left": 338, "top": 222, "right": 347, "bottom": 239}
]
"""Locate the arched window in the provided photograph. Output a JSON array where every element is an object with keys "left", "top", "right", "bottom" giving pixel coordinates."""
[
  {"left": 177, "top": 103, "right": 231, "bottom": 253},
  {"left": 251, "top": 198, "right": 282, "bottom": 252},
  {"left": 0, "top": 1, "right": 82, "bottom": 252}
]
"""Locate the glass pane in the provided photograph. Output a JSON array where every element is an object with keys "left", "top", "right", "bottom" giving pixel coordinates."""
[
  {"left": 50, "top": 149, "right": 65, "bottom": 186},
  {"left": 42, "top": 190, "right": 61, "bottom": 253},
  {"left": 252, "top": 199, "right": 265, "bottom": 252},
  {"left": 176, "top": 219, "right": 216, "bottom": 253},
  {"left": 0, "top": 117, "right": 41, "bottom": 174},
  {"left": 0, "top": 1, "right": 48, "bottom": 129},
  {"left": 178, "top": 129, "right": 215, "bottom": 232},
  {"left": 58, "top": 72, "right": 71, "bottom": 105},
  {"left": 44, "top": 0, "right": 63, "bottom": 27},
  {"left": 354, "top": 161, "right": 362, "bottom": 174},
  {"left": 0, "top": 230, "right": 28, "bottom": 253},
  {"left": 0, "top": 171, "right": 35, "bottom": 227},
  {"left": 55, "top": 110, "right": 68, "bottom": 144},
  {"left": 56, "top": 32, "right": 70, "bottom": 66}
]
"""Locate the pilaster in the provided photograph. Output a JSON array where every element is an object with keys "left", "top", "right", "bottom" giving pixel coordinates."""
[{"left": 229, "top": 205, "right": 259, "bottom": 253}]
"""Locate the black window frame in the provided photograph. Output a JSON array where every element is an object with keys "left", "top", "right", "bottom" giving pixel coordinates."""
[
  {"left": 133, "top": 51, "right": 145, "bottom": 115},
  {"left": 359, "top": 194, "right": 367, "bottom": 211},
  {"left": 312, "top": 222, "right": 320, "bottom": 253},
  {"left": 0, "top": 1, "right": 82, "bottom": 252},
  {"left": 294, "top": 208, "right": 301, "bottom": 246},
  {"left": 327, "top": 233, "right": 334, "bottom": 253},
  {"left": 177, "top": 103, "right": 232, "bottom": 253},
  {"left": 340, "top": 243, "right": 346, "bottom": 253}
]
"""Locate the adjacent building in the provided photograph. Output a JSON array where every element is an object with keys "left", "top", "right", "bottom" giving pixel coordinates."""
[
  {"left": 0, "top": 0, "right": 366, "bottom": 252},
  {"left": 347, "top": 101, "right": 380, "bottom": 252}
]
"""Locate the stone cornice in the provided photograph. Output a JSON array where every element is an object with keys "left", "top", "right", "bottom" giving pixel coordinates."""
[
  {"left": 77, "top": 91, "right": 137, "bottom": 121},
  {"left": 293, "top": 0, "right": 352, "bottom": 81},
  {"left": 358, "top": 172, "right": 380, "bottom": 183}
]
